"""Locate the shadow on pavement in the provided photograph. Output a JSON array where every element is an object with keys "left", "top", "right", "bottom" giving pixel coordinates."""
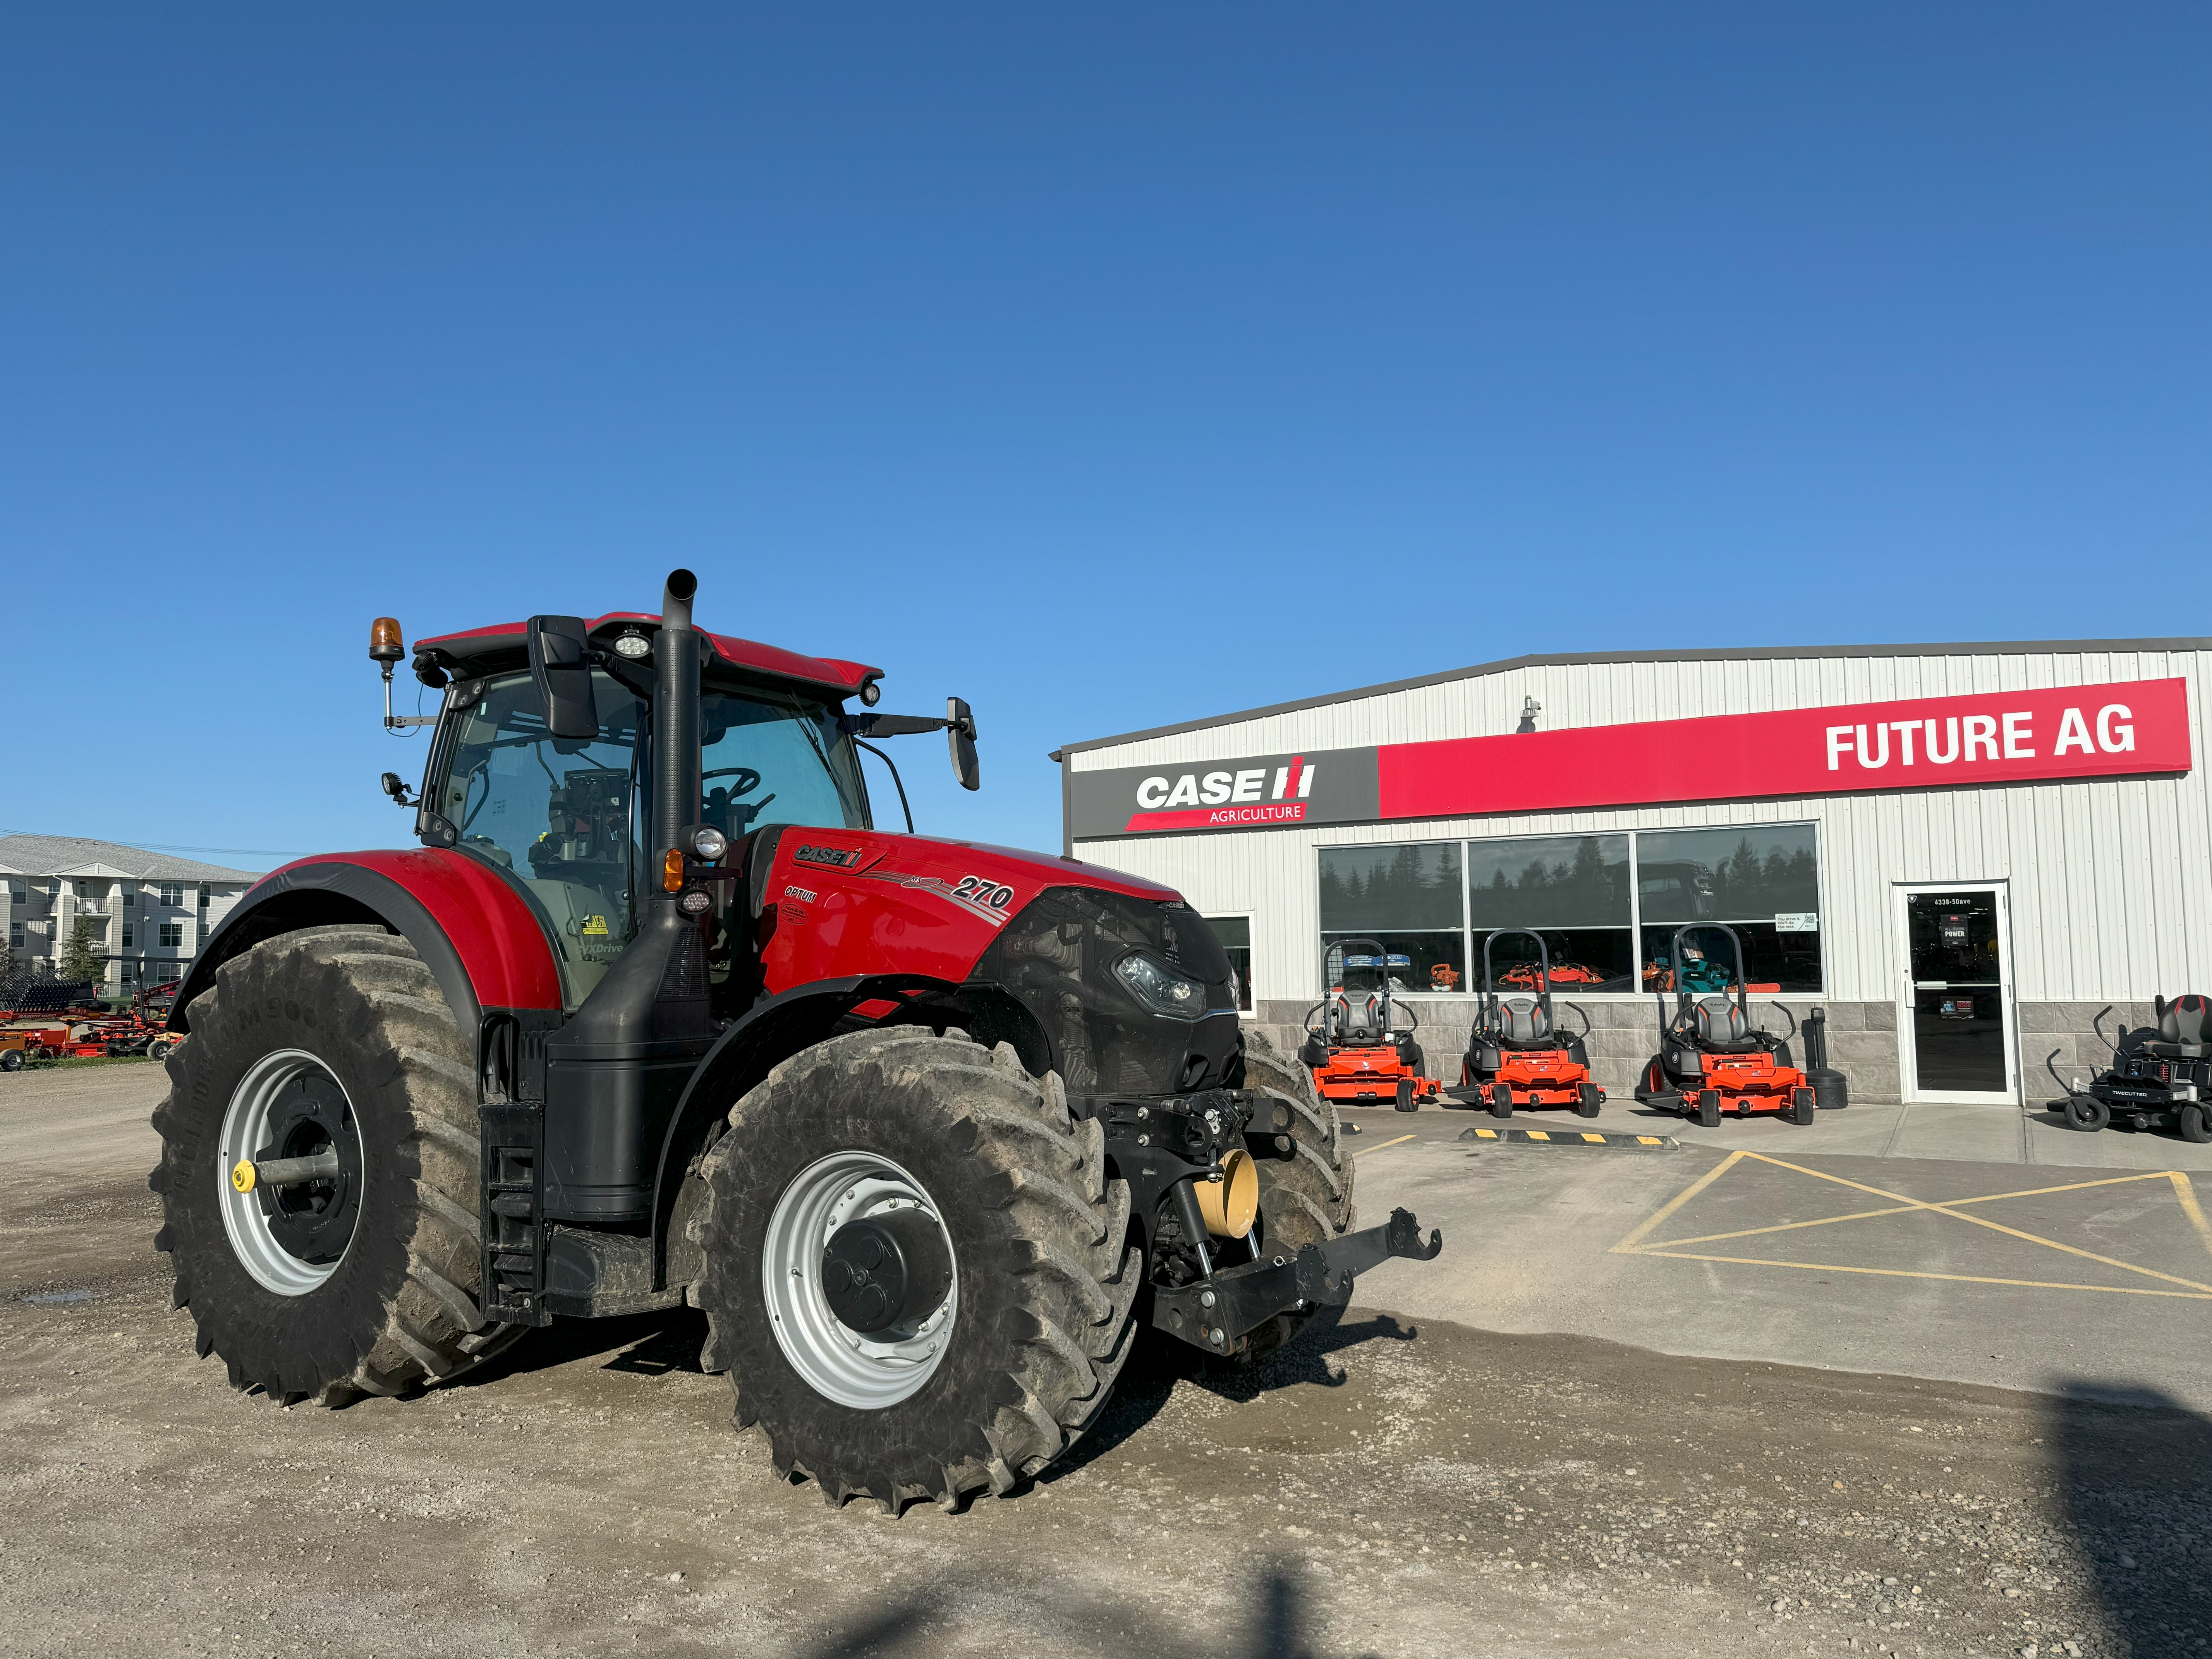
[
  {"left": 793, "top": 1560, "right": 1369, "bottom": 1659},
  {"left": 2045, "top": 1381, "right": 2212, "bottom": 1655}
]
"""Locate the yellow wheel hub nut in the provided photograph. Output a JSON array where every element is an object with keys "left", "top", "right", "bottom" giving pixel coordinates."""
[{"left": 230, "top": 1159, "right": 257, "bottom": 1194}]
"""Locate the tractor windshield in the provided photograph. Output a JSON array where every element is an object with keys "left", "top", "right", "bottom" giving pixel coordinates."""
[{"left": 428, "top": 669, "right": 868, "bottom": 1008}]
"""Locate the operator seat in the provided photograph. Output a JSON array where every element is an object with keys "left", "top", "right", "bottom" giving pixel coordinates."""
[
  {"left": 2146, "top": 994, "right": 2212, "bottom": 1059},
  {"left": 1336, "top": 992, "right": 1386, "bottom": 1044},
  {"left": 1495, "top": 996, "right": 1551, "bottom": 1047},
  {"left": 1691, "top": 996, "right": 1756, "bottom": 1051}
]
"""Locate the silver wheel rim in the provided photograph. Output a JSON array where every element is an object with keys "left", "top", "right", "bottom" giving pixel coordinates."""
[
  {"left": 217, "top": 1049, "right": 359, "bottom": 1296},
  {"left": 762, "top": 1151, "right": 958, "bottom": 1409}
]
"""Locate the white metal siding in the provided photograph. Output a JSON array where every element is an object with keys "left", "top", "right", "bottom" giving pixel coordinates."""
[{"left": 1069, "top": 649, "right": 2212, "bottom": 1006}]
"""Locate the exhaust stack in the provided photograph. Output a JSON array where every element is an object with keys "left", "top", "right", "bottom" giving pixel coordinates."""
[{"left": 654, "top": 568, "right": 701, "bottom": 875}]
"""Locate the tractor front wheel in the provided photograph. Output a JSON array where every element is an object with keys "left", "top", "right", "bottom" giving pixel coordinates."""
[
  {"left": 693, "top": 1027, "right": 1140, "bottom": 1511},
  {"left": 1238, "top": 1035, "right": 1356, "bottom": 1356},
  {"left": 149, "top": 926, "right": 517, "bottom": 1403}
]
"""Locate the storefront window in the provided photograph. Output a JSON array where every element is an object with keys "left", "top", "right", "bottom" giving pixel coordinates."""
[
  {"left": 1466, "top": 833, "right": 1635, "bottom": 993},
  {"left": 1204, "top": 915, "right": 1253, "bottom": 1012},
  {"left": 1319, "top": 844, "right": 1464, "bottom": 993},
  {"left": 1637, "top": 824, "right": 1822, "bottom": 993}
]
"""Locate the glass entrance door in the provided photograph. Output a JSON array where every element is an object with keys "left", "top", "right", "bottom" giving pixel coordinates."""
[{"left": 1897, "top": 885, "right": 2017, "bottom": 1102}]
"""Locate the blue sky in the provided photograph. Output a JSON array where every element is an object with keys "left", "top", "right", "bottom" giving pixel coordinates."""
[{"left": 3, "top": 5, "right": 2205, "bottom": 871}]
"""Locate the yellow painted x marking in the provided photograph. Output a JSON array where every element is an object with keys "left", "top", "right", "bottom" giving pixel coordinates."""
[{"left": 1611, "top": 1151, "right": 2212, "bottom": 1301}]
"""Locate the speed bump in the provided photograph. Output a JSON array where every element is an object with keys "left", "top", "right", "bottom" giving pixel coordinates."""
[{"left": 1457, "top": 1125, "right": 1678, "bottom": 1151}]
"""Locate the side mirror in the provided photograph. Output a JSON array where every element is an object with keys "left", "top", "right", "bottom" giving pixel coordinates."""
[
  {"left": 526, "top": 615, "right": 598, "bottom": 740},
  {"left": 946, "top": 697, "right": 980, "bottom": 792}
]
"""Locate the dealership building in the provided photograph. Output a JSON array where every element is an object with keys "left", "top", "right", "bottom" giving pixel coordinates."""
[{"left": 1055, "top": 639, "right": 2209, "bottom": 1107}]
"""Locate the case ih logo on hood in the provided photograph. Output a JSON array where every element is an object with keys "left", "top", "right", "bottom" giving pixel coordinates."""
[{"left": 792, "top": 843, "right": 864, "bottom": 869}]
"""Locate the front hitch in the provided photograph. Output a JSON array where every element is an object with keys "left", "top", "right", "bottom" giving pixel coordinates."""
[{"left": 1152, "top": 1206, "right": 1444, "bottom": 1355}]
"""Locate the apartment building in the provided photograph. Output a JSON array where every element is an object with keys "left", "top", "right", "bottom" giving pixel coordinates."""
[{"left": 0, "top": 835, "right": 257, "bottom": 1001}]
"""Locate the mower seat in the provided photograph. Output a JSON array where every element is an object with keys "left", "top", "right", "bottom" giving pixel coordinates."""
[
  {"left": 1496, "top": 997, "right": 1551, "bottom": 1046},
  {"left": 1692, "top": 996, "right": 1758, "bottom": 1051},
  {"left": 2145, "top": 994, "right": 2212, "bottom": 1060},
  {"left": 1337, "top": 993, "right": 1386, "bottom": 1043}
]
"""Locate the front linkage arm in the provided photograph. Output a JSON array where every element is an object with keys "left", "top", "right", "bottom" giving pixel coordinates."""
[{"left": 1152, "top": 1207, "right": 1444, "bottom": 1355}]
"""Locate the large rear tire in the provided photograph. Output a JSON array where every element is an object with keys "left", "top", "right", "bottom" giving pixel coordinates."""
[
  {"left": 149, "top": 927, "right": 517, "bottom": 1403},
  {"left": 692, "top": 1027, "right": 1140, "bottom": 1511},
  {"left": 1238, "top": 1032, "right": 1355, "bottom": 1355}
]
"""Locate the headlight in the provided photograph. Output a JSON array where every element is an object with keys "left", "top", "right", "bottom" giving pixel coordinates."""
[
  {"left": 613, "top": 630, "right": 653, "bottom": 660},
  {"left": 690, "top": 825, "right": 728, "bottom": 861},
  {"left": 1113, "top": 951, "right": 1205, "bottom": 1020}
]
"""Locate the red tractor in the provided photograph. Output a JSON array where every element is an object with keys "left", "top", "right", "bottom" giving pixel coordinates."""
[
  {"left": 1296, "top": 939, "right": 1441, "bottom": 1111},
  {"left": 1632, "top": 925, "right": 1816, "bottom": 1127},
  {"left": 149, "top": 572, "right": 1439, "bottom": 1511},
  {"left": 1447, "top": 929, "right": 1603, "bottom": 1119}
]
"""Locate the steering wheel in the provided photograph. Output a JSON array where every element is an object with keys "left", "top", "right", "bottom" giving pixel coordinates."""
[{"left": 703, "top": 766, "right": 762, "bottom": 796}]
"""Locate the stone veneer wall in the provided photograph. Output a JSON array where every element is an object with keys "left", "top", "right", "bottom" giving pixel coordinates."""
[{"left": 1248, "top": 998, "right": 2169, "bottom": 1106}]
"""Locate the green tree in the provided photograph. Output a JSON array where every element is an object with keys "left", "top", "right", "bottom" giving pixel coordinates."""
[{"left": 60, "top": 916, "right": 106, "bottom": 988}]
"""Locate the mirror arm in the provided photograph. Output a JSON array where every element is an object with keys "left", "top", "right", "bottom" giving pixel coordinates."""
[{"left": 854, "top": 739, "right": 914, "bottom": 834}]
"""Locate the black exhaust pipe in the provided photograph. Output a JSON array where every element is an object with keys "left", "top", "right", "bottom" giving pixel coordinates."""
[{"left": 654, "top": 568, "right": 701, "bottom": 869}]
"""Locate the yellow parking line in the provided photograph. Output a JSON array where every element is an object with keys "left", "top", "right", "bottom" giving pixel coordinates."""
[
  {"left": 1355, "top": 1134, "right": 1417, "bottom": 1156},
  {"left": 1743, "top": 1153, "right": 2212, "bottom": 1296},
  {"left": 1608, "top": 1149, "right": 1748, "bottom": 1255},
  {"left": 1652, "top": 1171, "right": 2182, "bottom": 1252},
  {"left": 2172, "top": 1171, "right": 2212, "bottom": 1261},
  {"left": 1632, "top": 1250, "right": 2212, "bottom": 1301}
]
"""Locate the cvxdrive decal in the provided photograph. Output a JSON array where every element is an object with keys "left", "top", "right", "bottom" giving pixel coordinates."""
[{"left": 855, "top": 869, "right": 1018, "bottom": 928}]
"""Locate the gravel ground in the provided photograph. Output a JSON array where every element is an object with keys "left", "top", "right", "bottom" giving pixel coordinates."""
[{"left": 2, "top": 1066, "right": 2205, "bottom": 1658}]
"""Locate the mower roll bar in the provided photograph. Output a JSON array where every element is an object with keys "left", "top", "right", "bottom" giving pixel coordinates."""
[
  {"left": 1656, "top": 923, "right": 1751, "bottom": 1042},
  {"left": 1481, "top": 928, "right": 1553, "bottom": 1034},
  {"left": 1310, "top": 938, "right": 1418, "bottom": 1043}
]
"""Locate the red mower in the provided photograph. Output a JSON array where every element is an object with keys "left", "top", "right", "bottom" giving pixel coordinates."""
[
  {"left": 1445, "top": 929, "right": 1603, "bottom": 1119},
  {"left": 1633, "top": 925, "right": 1816, "bottom": 1127},
  {"left": 1298, "top": 938, "right": 1441, "bottom": 1112}
]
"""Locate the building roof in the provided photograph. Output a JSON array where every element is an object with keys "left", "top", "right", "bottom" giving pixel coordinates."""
[
  {"left": 1054, "top": 635, "right": 2212, "bottom": 757},
  {"left": 0, "top": 835, "right": 258, "bottom": 884}
]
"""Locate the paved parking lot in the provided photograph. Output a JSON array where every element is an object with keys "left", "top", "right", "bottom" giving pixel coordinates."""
[{"left": 4, "top": 1066, "right": 2209, "bottom": 1658}]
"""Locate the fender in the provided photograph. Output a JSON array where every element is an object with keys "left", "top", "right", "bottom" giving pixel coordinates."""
[
  {"left": 171, "top": 851, "right": 563, "bottom": 1036},
  {"left": 647, "top": 972, "right": 1052, "bottom": 1288}
]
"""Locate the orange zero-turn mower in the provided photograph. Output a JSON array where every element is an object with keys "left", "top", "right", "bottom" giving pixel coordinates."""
[
  {"left": 1633, "top": 924, "right": 1815, "bottom": 1127},
  {"left": 1297, "top": 938, "right": 1441, "bottom": 1112},
  {"left": 1444, "top": 928, "right": 1603, "bottom": 1120}
]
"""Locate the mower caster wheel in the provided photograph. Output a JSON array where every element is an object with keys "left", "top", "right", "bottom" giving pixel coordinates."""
[
  {"left": 1575, "top": 1085, "right": 1601, "bottom": 1119},
  {"left": 2178, "top": 1104, "right": 2211, "bottom": 1144},
  {"left": 1788, "top": 1087, "right": 1816, "bottom": 1126},
  {"left": 2063, "top": 1095, "right": 2110, "bottom": 1133},
  {"left": 1488, "top": 1086, "right": 1513, "bottom": 1120},
  {"left": 0, "top": 1050, "right": 20, "bottom": 1073},
  {"left": 1394, "top": 1079, "right": 1418, "bottom": 1113},
  {"left": 1694, "top": 1091, "right": 1722, "bottom": 1129}
]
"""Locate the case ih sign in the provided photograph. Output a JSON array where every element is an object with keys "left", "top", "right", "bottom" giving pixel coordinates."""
[{"left": 1067, "top": 678, "right": 2193, "bottom": 841}]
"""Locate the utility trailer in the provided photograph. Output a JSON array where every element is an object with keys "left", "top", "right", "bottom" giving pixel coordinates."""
[{"left": 150, "top": 571, "right": 1440, "bottom": 1511}]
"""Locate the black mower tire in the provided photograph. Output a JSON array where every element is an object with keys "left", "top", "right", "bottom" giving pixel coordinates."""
[
  {"left": 1239, "top": 1033, "right": 1357, "bottom": 1355},
  {"left": 692, "top": 1027, "right": 1141, "bottom": 1511},
  {"left": 0, "top": 1050, "right": 20, "bottom": 1073},
  {"left": 1393, "top": 1078, "right": 1417, "bottom": 1112},
  {"left": 1788, "top": 1088, "right": 1817, "bottom": 1127},
  {"left": 1489, "top": 1085, "right": 1513, "bottom": 1120},
  {"left": 1695, "top": 1091, "right": 1722, "bottom": 1129},
  {"left": 2063, "top": 1095, "right": 2110, "bottom": 1133},
  {"left": 149, "top": 926, "right": 519, "bottom": 1405},
  {"left": 2178, "top": 1103, "right": 2212, "bottom": 1144},
  {"left": 1575, "top": 1084, "right": 1602, "bottom": 1119}
]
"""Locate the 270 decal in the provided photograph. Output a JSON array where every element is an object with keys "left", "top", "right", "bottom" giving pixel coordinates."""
[{"left": 952, "top": 875, "right": 1015, "bottom": 910}]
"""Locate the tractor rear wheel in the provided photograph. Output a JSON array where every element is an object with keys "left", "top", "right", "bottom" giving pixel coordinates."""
[
  {"left": 1238, "top": 1034, "right": 1357, "bottom": 1355},
  {"left": 692, "top": 1027, "right": 1140, "bottom": 1511},
  {"left": 149, "top": 926, "right": 518, "bottom": 1404}
]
